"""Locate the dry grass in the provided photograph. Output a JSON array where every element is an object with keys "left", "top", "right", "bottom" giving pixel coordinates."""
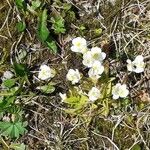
[{"left": 0, "top": 0, "right": 150, "bottom": 149}]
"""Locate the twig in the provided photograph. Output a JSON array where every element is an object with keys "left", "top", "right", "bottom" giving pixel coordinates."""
[{"left": 92, "top": 131, "right": 120, "bottom": 150}]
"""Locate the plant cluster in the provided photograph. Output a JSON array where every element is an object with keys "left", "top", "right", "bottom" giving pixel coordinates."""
[
  {"left": 0, "top": 0, "right": 149, "bottom": 149},
  {"left": 15, "top": 0, "right": 67, "bottom": 54},
  {"left": 60, "top": 37, "right": 145, "bottom": 115}
]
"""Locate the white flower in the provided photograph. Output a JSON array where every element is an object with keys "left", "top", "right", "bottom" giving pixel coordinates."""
[
  {"left": 90, "top": 47, "right": 106, "bottom": 62},
  {"left": 82, "top": 51, "right": 95, "bottom": 67},
  {"left": 127, "top": 55, "right": 145, "bottom": 73},
  {"left": 88, "top": 87, "right": 100, "bottom": 101},
  {"left": 82, "top": 47, "right": 106, "bottom": 67},
  {"left": 126, "top": 59, "right": 133, "bottom": 72},
  {"left": 66, "top": 69, "right": 81, "bottom": 84},
  {"left": 71, "top": 46, "right": 88, "bottom": 54},
  {"left": 2, "top": 71, "right": 13, "bottom": 80},
  {"left": 71, "top": 37, "right": 87, "bottom": 54},
  {"left": 38, "top": 65, "right": 55, "bottom": 80},
  {"left": 59, "top": 93, "right": 67, "bottom": 102},
  {"left": 112, "top": 83, "right": 129, "bottom": 99},
  {"left": 88, "top": 61, "right": 104, "bottom": 80}
]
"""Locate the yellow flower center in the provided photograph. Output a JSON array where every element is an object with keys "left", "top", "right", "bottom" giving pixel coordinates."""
[
  {"left": 41, "top": 70, "right": 47, "bottom": 76},
  {"left": 93, "top": 53, "right": 99, "bottom": 60},
  {"left": 76, "top": 42, "right": 81, "bottom": 47}
]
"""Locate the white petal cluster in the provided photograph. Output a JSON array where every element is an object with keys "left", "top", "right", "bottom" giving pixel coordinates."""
[
  {"left": 127, "top": 55, "right": 145, "bottom": 73},
  {"left": 38, "top": 65, "right": 56, "bottom": 80},
  {"left": 112, "top": 83, "right": 129, "bottom": 99},
  {"left": 66, "top": 69, "right": 81, "bottom": 84},
  {"left": 82, "top": 47, "right": 106, "bottom": 67},
  {"left": 83, "top": 47, "right": 106, "bottom": 81},
  {"left": 88, "top": 61, "right": 104, "bottom": 81},
  {"left": 71, "top": 37, "right": 88, "bottom": 54},
  {"left": 59, "top": 93, "right": 67, "bottom": 102},
  {"left": 67, "top": 37, "right": 146, "bottom": 102},
  {"left": 70, "top": 38, "right": 106, "bottom": 81},
  {"left": 88, "top": 87, "right": 100, "bottom": 101}
]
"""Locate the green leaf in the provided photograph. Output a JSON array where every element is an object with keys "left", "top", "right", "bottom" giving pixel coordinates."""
[
  {"left": 37, "top": 83, "right": 55, "bottom": 94},
  {"left": 101, "top": 100, "right": 109, "bottom": 117},
  {"left": 0, "top": 121, "right": 27, "bottom": 139},
  {"left": 3, "top": 79, "right": 16, "bottom": 88},
  {"left": 46, "top": 40, "right": 58, "bottom": 54},
  {"left": 64, "top": 96, "right": 80, "bottom": 105},
  {"left": 37, "top": 9, "right": 49, "bottom": 42},
  {"left": 10, "top": 143, "right": 26, "bottom": 150},
  {"left": 7, "top": 95, "right": 16, "bottom": 102},
  {"left": 51, "top": 16, "right": 66, "bottom": 34},
  {"left": 79, "top": 25, "right": 86, "bottom": 31},
  {"left": 64, "top": 95, "right": 88, "bottom": 115},
  {"left": 15, "top": 0, "right": 26, "bottom": 9},
  {"left": 27, "top": 0, "right": 41, "bottom": 14},
  {"left": 64, "top": 95, "right": 88, "bottom": 111},
  {"left": 0, "top": 87, "right": 18, "bottom": 97},
  {"left": 63, "top": 3, "right": 72, "bottom": 11},
  {"left": 94, "top": 28, "right": 102, "bottom": 36},
  {"left": 131, "top": 144, "right": 141, "bottom": 150},
  {"left": 32, "top": 0, "right": 41, "bottom": 10},
  {"left": 76, "top": 95, "right": 88, "bottom": 109},
  {"left": 101, "top": 80, "right": 113, "bottom": 99},
  {"left": 14, "top": 63, "right": 28, "bottom": 77},
  {"left": 0, "top": 91, "right": 15, "bottom": 97},
  {"left": 16, "top": 21, "right": 26, "bottom": 32},
  {"left": 0, "top": 112, "right": 4, "bottom": 120},
  {"left": 0, "top": 96, "right": 16, "bottom": 110},
  {"left": 64, "top": 108, "right": 77, "bottom": 114}
]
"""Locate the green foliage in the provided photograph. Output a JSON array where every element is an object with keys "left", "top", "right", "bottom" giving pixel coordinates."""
[
  {"left": 64, "top": 77, "right": 115, "bottom": 117},
  {"left": 64, "top": 95, "right": 88, "bottom": 114},
  {"left": 46, "top": 40, "right": 58, "bottom": 54},
  {"left": 0, "top": 66, "right": 28, "bottom": 140},
  {"left": 79, "top": 25, "right": 86, "bottom": 31},
  {"left": 51, "top": 16, "right": 66, "bottom": 34},
  {"left": 101, "top": 79, "right": 113, "bottom": 99},
  {"left": 3, "top": 79, "right": 16, "bottom": 88},
  {"left": 52, "top": 0, "right": 76, "bottom": 23},
  {"left": 15, "top": 0, "right": 26, "bottom": 10},
  {"left": 16, "top": 21, "right": 26, "bottom": 32},
  {"left": 37, "top": 9, "right": 58, "bottom": 53},
  {"left": 0, "top": 87, "right": 17, "bottom": 97},
  {"left": 27, "top": 0, "right": 41, "bottom": 14},
  {"left": 63, "top": 3, "right": 72, "bottom": 11},
  {"left": 31, "top": 0, "right": 41, "bottom": 9},
  {"left": 14, "top": 63, "right": 28, "bottom": 77},
  {"left": 37, "top": 9, "right": 50, "bottom": 42},
  {"left": 10, "top": 143, "right": 26, "bottom": 150},
  {"left": 53, "top": 0, "right": 71, "bottom": 11},
  {"left": 94, "top": 28, "right": 102, "bottom": 36},
  {"left": 131, "top": 144, "right": 141, "bottom": 150},
  {"left": 100, "top": 99, "right": 109, "bottom": 117},
  {"left": 2, "top": 0, "right": 149, "bottom": 148},
  {"left": 0, "top": 121, "right": 27, "bottom": 138},
  {"left": 0, "top": 96, "right": 16, "bottom": 112},
  {"left": 36, "top": 82, "right": 56, "bottom": 94}
]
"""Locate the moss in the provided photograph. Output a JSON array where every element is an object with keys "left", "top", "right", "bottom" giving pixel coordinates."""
[{"left": 0, "top": 0, "right": 150, "bottom": 149}]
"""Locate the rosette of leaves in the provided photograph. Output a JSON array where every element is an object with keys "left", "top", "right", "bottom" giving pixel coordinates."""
[
  {"left": 0, "top": 121, "right": 27, "bottom": 139},
  {"left": 63, "top": 91, "right": 89, "bottom": 115},
  {"left": 51, "top": 16, "right": 66, "bottom": 34}
]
